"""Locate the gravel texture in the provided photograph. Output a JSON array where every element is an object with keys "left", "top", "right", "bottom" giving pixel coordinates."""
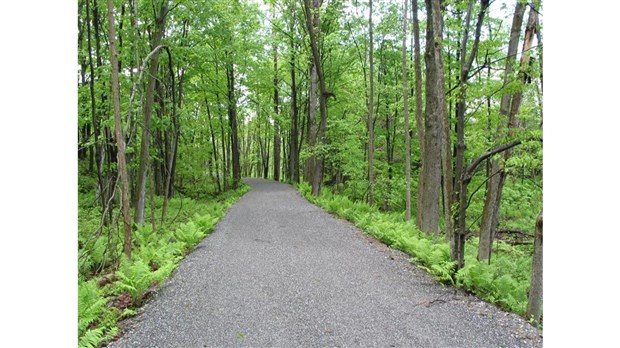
[{"left": 108, "top": 178, "right": 542, "bottom": 348}]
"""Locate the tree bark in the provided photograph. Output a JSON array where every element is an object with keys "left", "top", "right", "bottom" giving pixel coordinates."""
[
  {"left": 215, "top": 62, "right": 228, "bottom": 190},
  {"left": 478, "top": 2, "right": 529, "bottom": 261},
  {"left": 526, "top": 211, "right": 543, "bottom": 325},
  {"left": 161, "top": 47, "right": 179, "bottom": 224},
  {"left": 106, "top": 0, "right": 132, "bottom": 259},
  {"left": 412, "top": 0, "right": 424, "bottom": 225},
  {"left": 304, "top": 0, "right": 329, "bottom": 196},
  {"left": 289, "top": 30, "right": 300, "bottom": 183},
  {"left": 85, "top": 0, "right": 106, "bottom": 217},
  {"left": 367, "top": 0, "right": 375, "bottom": 206},
  {"left": 134, "top": 0, "right": 169, "bottom": 225},
  {"left": 227, "top": 58, "right": 241, "bottom": 189},
  {"left": 305, "top": 60, "right": 318, "bottom": 185},
  {"left": 273, "top": 41, "right": 281, "bottom": 182},
  {"left": 401, "top": 0, "right": 412, "bottom": 221},
  {"left": 452, "top": 0, "right": 490, "bottom": 267},
  {"left": 459, "top": 139, "right": 526, "bottom": 268},
  {"left": 418, "top": 0, "right": 443, "bottom": 236},
  {"left": 205, "top": 95, "right": 222, "bottom": 193}
]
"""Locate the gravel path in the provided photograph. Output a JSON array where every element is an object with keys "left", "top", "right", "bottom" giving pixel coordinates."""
[{"left": 109, "top": 178, "right": 542, "bottom": 348}]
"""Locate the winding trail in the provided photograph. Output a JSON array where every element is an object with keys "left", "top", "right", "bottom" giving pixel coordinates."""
[{"left": 110, "top": 178, "right": 542, "bottom": 347}]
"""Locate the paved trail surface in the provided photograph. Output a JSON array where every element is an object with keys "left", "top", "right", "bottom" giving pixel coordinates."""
[{"left": 110, "top": 178, "right": 542, "bottom": 348}]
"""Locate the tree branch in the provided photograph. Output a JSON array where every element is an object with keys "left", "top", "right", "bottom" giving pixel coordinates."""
[{"left": 464, "top": 139, "right": 538, "bottom": 181}]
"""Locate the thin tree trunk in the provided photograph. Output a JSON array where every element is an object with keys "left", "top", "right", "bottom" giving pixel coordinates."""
[
  {"left": 134, "top": 0, "right": 169, "bottom": 225},
  {"left": 479, "top": 2, "right": 528, "bottom": 261},
  {"left": 273, "top": 41, "right": 281, "bottom": 182},
  {"left": 161, "top": 47, "right": 178, "bottom": 224},
  {"left": 401, "top": 0, "right": 412, "bottom": 221},
  {"left": 305, "top": 62, "right": 318, "bottom": 185},
  {"left": 205, "top": 96, "right": 222, "bottom": 193},
  {"left": 85, "top": 0, "right": 107, "bottom": 218},
  {"left": 226, "top": 57, "right": 241, "bottom": 189},
  {"left": 107, "top": 0, "right": 132, "bottom": 259},
  {"left": 452, "top": 0, "right": 490, "bottom": 267},
  {"left": 149, "top": 164, "right": 156, "bottom": 232},
  {"left": 526, "top": 211, "right": 543, "bottom": 325},
  {"left": 367, "top": 0, "right": 375, "bottom": 206},
  {"left": 412, "top": 0, "right": 424, "bottom": 225},
  {"left": 215, "top": 63, "right": 228, "bottom": 190},
  {"left": 289, "top": 30, "right": 300, "bottom": 183},
  {"left": 93, "top": 0, "right": 116, "bottom": 183}
]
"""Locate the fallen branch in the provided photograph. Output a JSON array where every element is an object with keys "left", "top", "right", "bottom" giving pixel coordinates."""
[{"left": 496, "top": 229, "right": 534, "bottom": 238}]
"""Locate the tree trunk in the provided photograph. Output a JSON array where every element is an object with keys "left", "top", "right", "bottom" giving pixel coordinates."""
[
  {"left": 451, "top": 0, "right": 490, "bottom": 267},
  {"left": 367, "top": 0, "right": 375, "bottom": 206},
  {"left": 215, "top": 63, "right": 228, "bottom": 190},
  {"left": 85, "top": 0, "right": 106, "bottom": 217},
  {"left": 161, "top": 47, "right": 179, "bottom": 224},
  {"left": 429, "top": 0, "right": 453, "bottom": 243},
  {"left": 305, "top": 62, "right": 318, "bottom": 185},
  {"left": 289, "top": 33, "right": 300, "bottom": 183},
  {"left": 304, "top": 0, "right": 329, "bottom": 196},
  {"left": 478, "top": 2, "right": 528, "bottom": 261},
  {"left": 205, "top": 95, "right": 222, "bottom": 193},
  {"left": 106, "top": 0, "right": 132, "bottom": 259},
  {"left": 273, "top": 42, "right": 281, "bottom": 182},
  {"left": 134, "top": 0, "right": 169, "bottom": 225},
  {"left": 418, "top": 0, "right": 443, "bottom": 236},
  {"left": 227, "top": 59, "right": 241, "bottom": 189},
  {"left": 93, "top": 0, "right": 116, "bottom": 196},
  {"left": 412, "top": 0, "right": 424, "bottom": 225},
  {"left": 526, "top": 211, "right": 543, "bottom": 325},
  {"left": 401, "top": 0, "right": 412, "bottom": 221}
]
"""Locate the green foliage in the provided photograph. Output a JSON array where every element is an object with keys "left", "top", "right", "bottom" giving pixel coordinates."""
[
  {"left": 78, "top": 280, "right": 118, "bottom": 348},
  {"left": 77, "top": 184, "right": 249, "bottom": 347},
  {"left": 78, "top": 280, "right": 108, "bottom": 337},
  {"left": 455, "top": 242, "right": 532, "bottom": 315},
  {"left": 116, "top": 256, "right": 155, "bottom": 305},
  {"left": 174, "top": 221, "right": 204, "bottom": 250},
  {"left": 297, "top": 185, "right": 536, "bottom": 317}
]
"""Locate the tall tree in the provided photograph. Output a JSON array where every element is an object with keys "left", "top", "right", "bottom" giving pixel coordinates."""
[
  {"left": 367, "top": 0, "right": 375, "bottom": 206},
  {"left": 134, "top": 0, "right": 170, "bottom": 225},
  {"left": 478, "top": 1, "right": 530, "bottom": 261},
  {"left": 452, "top": 0, "right": 491, "bottom": 266},
  {"left": 288, "top": 5, "right": 300, "bottom": 183},
  {"left": 304, "top": 0, "right": 319, "bottom": 186},
  {"left": 412, "top": 0, "right": 424, "bottom": 224},
  {"left": 402, "top": 0, "right": 412, "bottom": 221},
  {"left": 106, "top": 0, "right": 132, "bottom": 259},
  {"left": 304, "top": 0, "right": 330, "bottom": 196},
  {"left": 418, "top": 0, "right": 444, "bottom": 236},
  {"left": 226, "top": 38, "right": 242, "bottom": 188},
  {"left": 85, "top": 0, "right": 106, "bottom": 216},
  {"left": 273, "top": 27, "right": 281, "bottom": 182}
]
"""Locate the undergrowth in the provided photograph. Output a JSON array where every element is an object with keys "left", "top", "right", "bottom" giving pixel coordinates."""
[
  {"left": 297, "top": 182, "right": 537, "bottom": 320},
  {"left": 77, "top": 184, "right": 249, "bottom": 348}
]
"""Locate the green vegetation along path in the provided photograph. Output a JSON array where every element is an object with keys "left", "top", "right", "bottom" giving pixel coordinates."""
[{"left": 110, "top": 178, "right": 542, "bottom": 347}]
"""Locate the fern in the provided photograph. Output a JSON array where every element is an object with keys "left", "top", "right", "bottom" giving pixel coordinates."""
[
  {"left": 78, "top": 328, "right": 104, "bottom": 348},
  {"left": 116, "top": 256, "right": 153, "bottom": 305},
  {"left": 174, "top": 221, "right": 204, "bottom": 249},
  {"left": 194, "top": 213, "right": 219, "bottom": 233},
  {"left": 78, "top": 280, "right": 108, "bottom": 337}
]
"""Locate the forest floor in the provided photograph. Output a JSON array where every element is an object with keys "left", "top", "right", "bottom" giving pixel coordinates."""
[{"left": 107, "top": 178, "right": 542, "bottom": 348}]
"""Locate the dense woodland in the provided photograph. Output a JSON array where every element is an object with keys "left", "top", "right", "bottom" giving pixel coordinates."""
[{"left": 78, "top": 0, "right": 542, "bottom": 345}]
